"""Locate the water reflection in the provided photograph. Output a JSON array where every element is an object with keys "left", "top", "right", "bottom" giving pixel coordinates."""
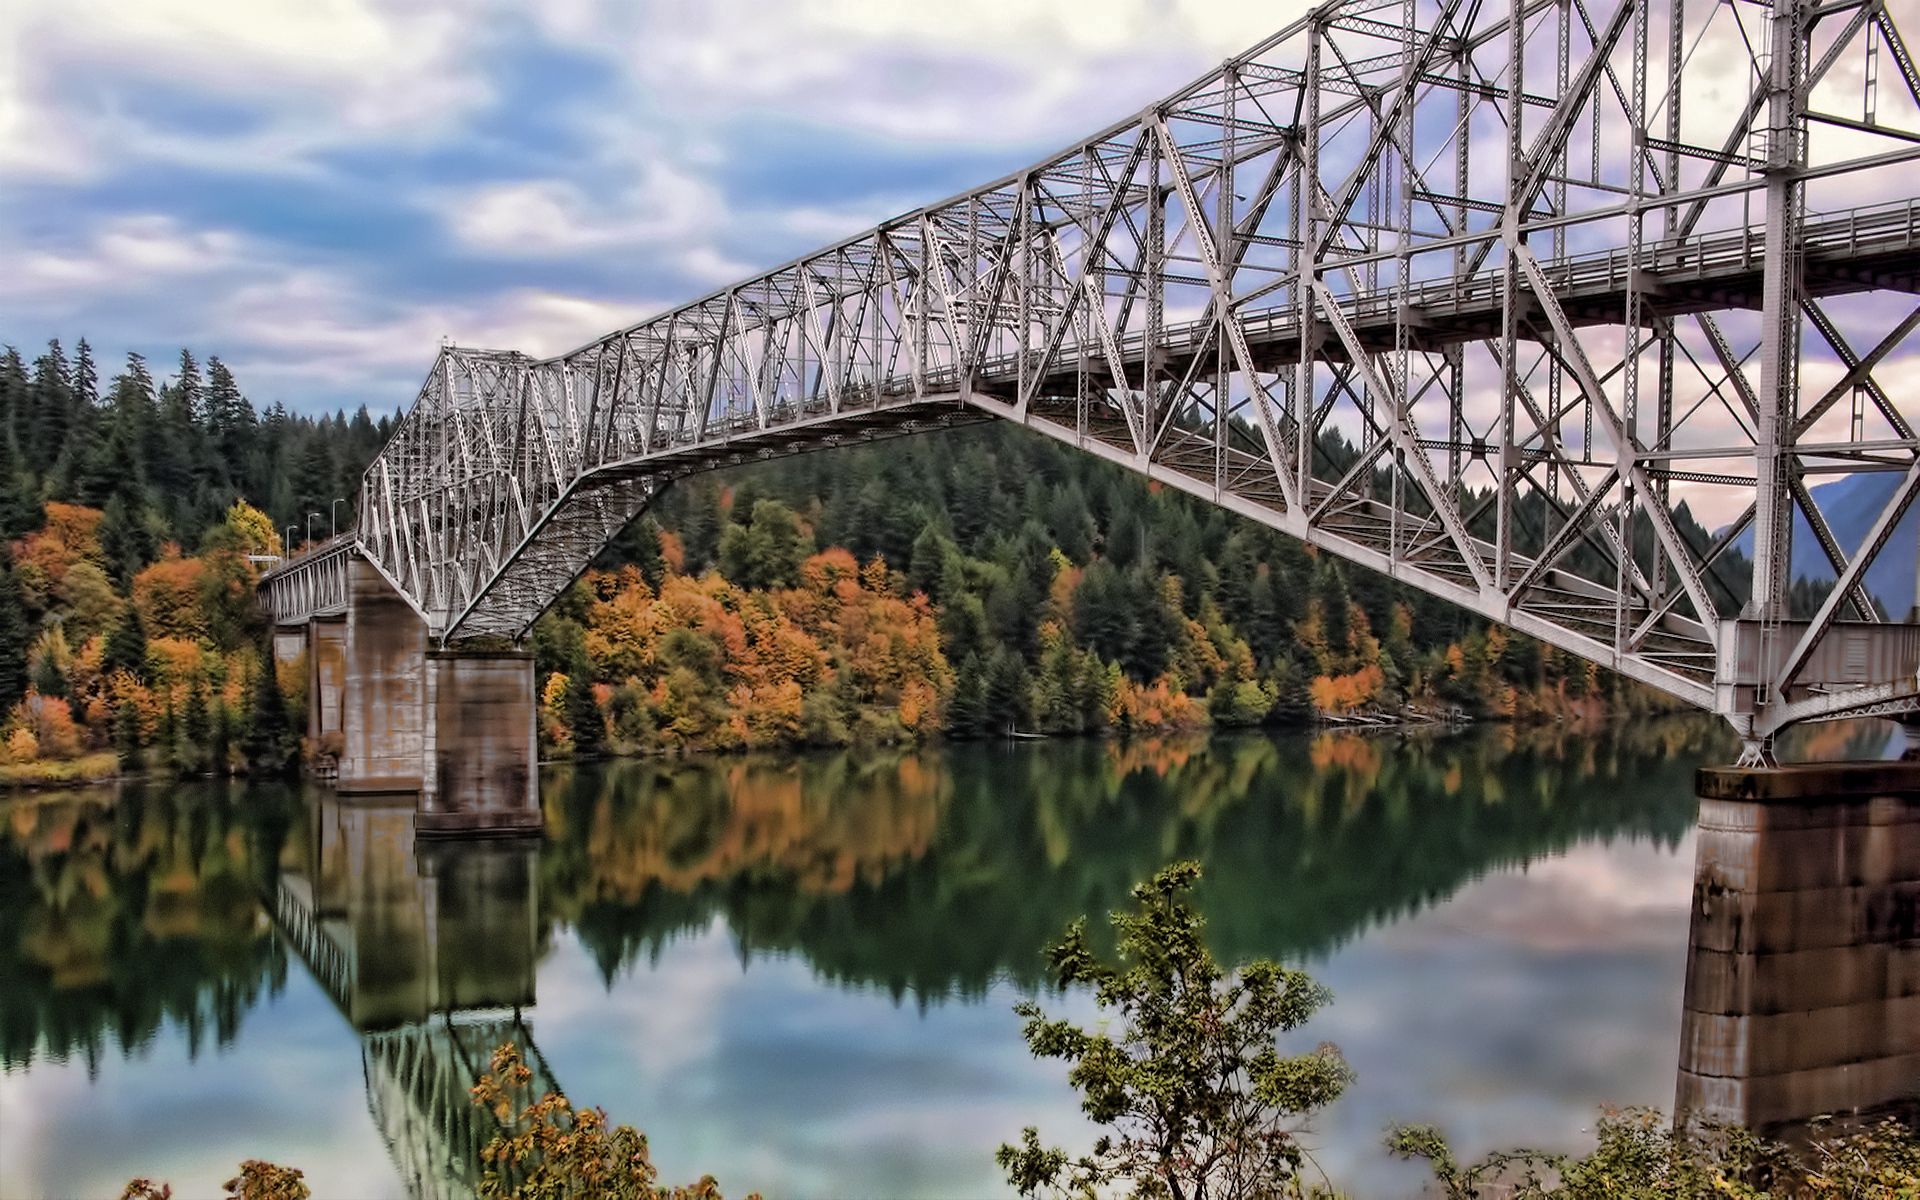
[
  {"left": 274, "top": 796, "right": 553, "bottom": 1200},
  {"left": 1, "top": 717, "right": 1912, "bottom": 1196},
  {"left": 0, "top": 783, "right": 294, "bottom": 1073},
  {"left": 541, "top": 723, "right": 1714, "bottom": 998}
]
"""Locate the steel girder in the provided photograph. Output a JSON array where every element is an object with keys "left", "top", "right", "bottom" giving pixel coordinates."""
[{"left": 268, "top": 0, "right": 1920, "bottom": 755}]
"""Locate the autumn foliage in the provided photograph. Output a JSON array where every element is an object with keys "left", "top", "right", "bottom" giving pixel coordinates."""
[
  {"left": 2, "top": 499, "right": 289, "bottom": 777},
  {"left": 541, "top": 536, "right": 951, "bottom": 756}
]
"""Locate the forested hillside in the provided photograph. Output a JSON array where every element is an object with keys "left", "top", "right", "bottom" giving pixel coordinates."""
[
  {"left": 524, "top": 421, "right": 1681, "bottom": 758},
  {"left": 0, "top": 335, "right": 1685, "bottom": 780},
  {"left": 0, "top": 338, "right": 384, "bottom": 781}
]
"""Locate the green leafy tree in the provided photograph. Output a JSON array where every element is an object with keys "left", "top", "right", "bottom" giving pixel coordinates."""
[
  {"left": 717, "top": 499, "right": 813, "bottom": 590},
  {"left": 1000, "top": 861, "right": 1351, "bottom": 1199}
]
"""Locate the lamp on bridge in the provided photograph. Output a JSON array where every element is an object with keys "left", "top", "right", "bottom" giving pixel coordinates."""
[{"left": 306, "top": 511, "right": 320, "bottom": 549}]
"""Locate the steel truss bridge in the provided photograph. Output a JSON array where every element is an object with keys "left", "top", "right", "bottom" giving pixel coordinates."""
[{"left": 262, "top": 0, "right": 1920, "bottom": 762}]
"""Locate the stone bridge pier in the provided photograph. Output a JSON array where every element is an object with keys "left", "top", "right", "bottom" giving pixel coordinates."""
[
  {"left": 270, "top": 552, "right": 540, "bottom": 836},
  {"left": 1677, "top": 762, "right": 1920, "bottom": 1135}
]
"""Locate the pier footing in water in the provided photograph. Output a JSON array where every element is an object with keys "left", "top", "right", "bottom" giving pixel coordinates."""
[
  {"left": 1676, "top": 761, "right": 1920, "bottom": 1133},
  {"left": 297, "top": 555, "right": 541, "bottom": 835}
]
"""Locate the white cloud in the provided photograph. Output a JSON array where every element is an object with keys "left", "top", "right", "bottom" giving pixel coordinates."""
[
  {"left": 536, "top": 0, "right": 1312, "bottom": 146},
  {"left": 447, "top": 165, "right": 723, "bottom": 258},
  {"left": 0, "top": 207, "right": 661, "bottom": 409},
  {"left": 213, "top": 266, "right": 659, "bottom": 401},
  {"left": 437, "top": 160, "right": 763, "bottom": 286},
  {"left": 0, "top": 0, "right": 491, "bottom": 181},
  {"left": 0, "top": 215, "right": 245, "bottom": 305}
]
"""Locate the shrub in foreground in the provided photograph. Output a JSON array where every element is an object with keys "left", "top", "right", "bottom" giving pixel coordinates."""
[{"left": 999, "top": 860, "right": 1352, "bottom": 1198}]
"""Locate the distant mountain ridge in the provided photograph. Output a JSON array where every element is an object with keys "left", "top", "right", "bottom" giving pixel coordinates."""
[{"left": 1729, "top": 471, "right": 1919, "bottom": 614}]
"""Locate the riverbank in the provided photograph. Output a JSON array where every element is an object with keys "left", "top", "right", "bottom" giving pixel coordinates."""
[{"left": 0, "top": 751, "right": 120, "bottom": 790}]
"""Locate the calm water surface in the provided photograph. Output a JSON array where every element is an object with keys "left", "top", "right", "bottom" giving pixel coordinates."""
[{"left": 1, "top": 721, "right": 1864, "bottom": 1198}]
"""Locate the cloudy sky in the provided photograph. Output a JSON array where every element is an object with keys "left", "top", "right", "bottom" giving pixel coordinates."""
[{"left": 0, "top": 0, "right": 1305, "bottom": 416}]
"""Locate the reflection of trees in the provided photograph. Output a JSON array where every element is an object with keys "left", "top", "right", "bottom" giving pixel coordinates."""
[
  {"left": 550, "top": 720, "right": 1724, "bottom": 1000},
  {"left": 0, "top": 716, "right": 1771, "bottom": 1069},
  {"left": 0, "top": 782, "right": 299, "bottom": 1069},
  {"left": 539, "top": 749, "right": 949, "bottom": 983}
]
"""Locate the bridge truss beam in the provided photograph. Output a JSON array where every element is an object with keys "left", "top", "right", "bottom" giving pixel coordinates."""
[{"left": 270, "top": 0, "right": 1920, "bottom": 756}]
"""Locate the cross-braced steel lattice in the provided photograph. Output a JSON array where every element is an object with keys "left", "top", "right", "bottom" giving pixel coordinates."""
[{"left": 261, "top": 0, "right": 1920, "bottom": 761}]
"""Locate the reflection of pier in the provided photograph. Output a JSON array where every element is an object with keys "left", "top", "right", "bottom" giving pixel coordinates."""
[
  {"left": 270, "top": 796, "right": 557, "bottom": 1199},
  {"left": 1677, "top": 764, "right": 1920, "bottom": 1135}
]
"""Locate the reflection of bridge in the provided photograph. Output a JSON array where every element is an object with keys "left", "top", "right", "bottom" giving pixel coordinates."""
[
  {"left": 268, "top": 797, "right": 557, "bottom": 1199},
  {"left": 258, "top": 0, "right": 1920, "bottom": 817}
]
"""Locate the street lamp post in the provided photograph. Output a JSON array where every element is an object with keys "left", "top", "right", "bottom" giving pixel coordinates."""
[
  {"left": 332, "top": 498, "right": 348, "bottom": 538},
  {"left": 307, "top": 512, "right": 320, "bottom": 548}
]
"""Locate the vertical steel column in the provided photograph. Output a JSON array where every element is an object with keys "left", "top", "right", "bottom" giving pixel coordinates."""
[
  {"left": 1217, "top": 69, "right": 1237, "bottom": 497},
  {"left": 1497, "top": 0, "right": 1526, "bottom": 593},
  {"left": 1296, "top": 20, "right": 1324, "bottom": 505},
  {"left": 1446, "top": 36, "right": 1469, "bottom": 506},
  {"left": 1748, "top": 0, "right": 1808, "bottom": 626},
  {"left": 1145, "top": 130, "right": 1166, "bottom": 449},
  {"left": 1618, "top": 0, "right": 1652, "bottom": 650}
]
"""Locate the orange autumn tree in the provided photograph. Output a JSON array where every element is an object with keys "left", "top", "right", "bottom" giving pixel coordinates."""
[
  {"left": 11, "top": 502, "right": 107, "bottom": 611},
  {"left": 560, "top": 543, "right": 950, "bottom": 756},
  {"left": 132, "top": 553, "right": 210, "bottom": 642}
]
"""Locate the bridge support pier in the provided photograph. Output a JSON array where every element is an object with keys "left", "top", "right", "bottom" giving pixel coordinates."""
[
  {"left": 308, "top": 614, "right": 346, "bottom": 744},
  {"left": 336, "top": 557, "right": 540, "bottom": 835},
  {"left": 1676, "top": 763, "right": 1920, "bottom": 1135},
  {"left": 418, "top": 646, "right": 539, "bottom": 835}
]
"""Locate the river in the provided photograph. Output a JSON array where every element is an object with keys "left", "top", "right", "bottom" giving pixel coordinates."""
[{"left": 0, "top": 719, "right": 1894, "bottom": 1197}]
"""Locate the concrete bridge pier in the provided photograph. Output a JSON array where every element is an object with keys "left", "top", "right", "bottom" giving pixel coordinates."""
[
  {"left": 1676, "top": 762, "right": 1920, "bottom": 1136},
  {"left": 337, "top": 557, "right": 540, "bottom": 836}
]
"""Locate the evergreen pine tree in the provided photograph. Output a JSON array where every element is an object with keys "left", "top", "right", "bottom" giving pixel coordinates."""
[
  {"left": 0, "top": 568, "right": 27, "bottom": 708},
  {"left": 32, "top": 652, "right": 66, "bottom": 699},
  {"left": 565, "top": 652, "right": 605, "bottom": 755},
  {"left": 210, "top": 699, "right": 231, "bottom": 776},
  {"left": 158, "top": 695, "right": 178, "bottom": 770},
  {"left": 981, "top": 646, "right": 1031, "bottom": 735},
  {"left": 104, "top": 605, "right": 149, "bottom": 681},
  {"left": 100, "top": 494, "right": 157, "bottom": 588},
  {"left": 113, "top": 697, "right": 144, "bottom": 769},
  {"left": 243, "top": 655, "right": 297, "bottom": 775},
  {"left": 0, "top": 439, "right": 30, "bottom": 542},
  {"left": 27, "top": 339, "right": 72, "bottom": 468},
  {"left": 181, "top": 677, "right": 211, "bottom": 775},
  {"left": 946, "top": 653, "right": 987, "bottom": 737},
  {"left": 0, "top": 345, "right": 26, "bottom": 452},
  {"left": 72, "top": 338, "right": 98, "bottom": 409}
]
